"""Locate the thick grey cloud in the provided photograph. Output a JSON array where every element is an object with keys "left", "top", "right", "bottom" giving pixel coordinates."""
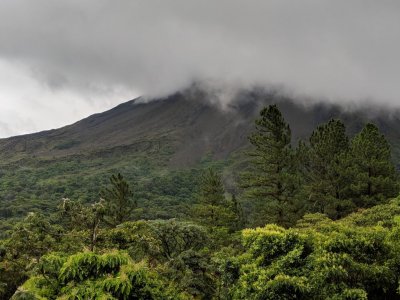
[{"left": 0, "top": 0, "right": 400, "bottom": 137}]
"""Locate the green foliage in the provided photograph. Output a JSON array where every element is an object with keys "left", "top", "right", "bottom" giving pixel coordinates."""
[
  {"left": 58, "top": 198, "right": 106, "bottom": 251},
  {"left": 230, "top": 194, "right": 245, "bottom": 230},
  {"left": 14, "top": 251, "right": 187, "bottom": 300},
  {"left": 99, "top": 219, "right": 218, "bottom": 298},
  {"left": 301, "top": 120, "right": 399, "bottom": 219},
  {"left": 342, "top": 196, "right": 400, "bottom": 227},
  {"left": 1, "top": 103, "right": 400, "bottom": 299},
  {"left": 0, "top": 213, "right": 63, "bottom": 299},
  {"left": 194, "top": 168, "right": 237, "bottom": 232},
  {"left": 198, "top": 168, "right": 225, "bottom": 207},
  {"left": 102, "top": 220, "right": 207, "bottom": 261},
  {"left": 0, "top": 147, "right": 198, "bottom": 222},
  {"left": 348, "top": 123, "right": 399, "bottom": 206},
  {"left": 146, "top": 220, "right": 208, "bottom": 261},
  {"left": 225, "top": 202, "right": 400, "bottom": 299},
  {"left": 304, "top": 119, "right": 351, "bottom": 217},
  {"left": 100, "top": 173, "right": 137, "bottom": 227},
  {"left": 241, "top": 104, "right": 300, "bottom": 227},
  {"left": 147, "top": 221, "right": 215, "bottom": 298}
]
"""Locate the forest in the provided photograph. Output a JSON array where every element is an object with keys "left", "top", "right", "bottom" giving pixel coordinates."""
[{"left": 1, "top": 104, "right": 400, "bottom": 299}]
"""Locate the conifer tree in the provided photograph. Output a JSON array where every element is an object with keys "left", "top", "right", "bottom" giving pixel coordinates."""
[
  {"left": 242, "top": 104, "right": 298, "bottom": 226},
  {"left": 195, "top": 168, "right": 231, "bottom": 228},
  {"left": 100, "top": 173, "right": 137, "bottom": 227},
  {"left": 199, "top": 168, "right": 225, "bottom": 207},
  {"left": 349, "top": 123, "right": 399, "bottom": 206},
  {"left": 305, "top": 119, "right": 350, "bottom": 217},
  {"left": 230, "top": 194, "right": 245, "bottom": 230}
]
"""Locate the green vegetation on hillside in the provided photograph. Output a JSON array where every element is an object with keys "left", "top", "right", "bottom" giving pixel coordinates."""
[{"left": 0, "top": 104, "right": 399, "bottom": 299}]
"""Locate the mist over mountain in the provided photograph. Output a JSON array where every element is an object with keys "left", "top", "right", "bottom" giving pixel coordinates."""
[
  {"left": 1, "top": 85, "right": 399, "bottom": 168},
  {"left": 1, "top": 1, "right": 400, "bottom": 137}
]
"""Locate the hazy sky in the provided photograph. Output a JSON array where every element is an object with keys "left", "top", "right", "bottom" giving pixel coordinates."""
[{"left": 0, "top": 1, "right": 399, "bottom": 137}]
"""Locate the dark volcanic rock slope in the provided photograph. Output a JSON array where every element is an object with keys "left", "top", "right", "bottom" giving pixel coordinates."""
[
  {"left": 0, "top": 89, "right": 399, "bottom": 166},
  {"left": 0, "top": 92, "right": 255, "bottom": 165}
]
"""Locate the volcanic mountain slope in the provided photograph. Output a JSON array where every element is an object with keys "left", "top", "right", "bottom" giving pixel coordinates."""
[{"left": 0, "top": 88, "right": 400, "bottom": 167}]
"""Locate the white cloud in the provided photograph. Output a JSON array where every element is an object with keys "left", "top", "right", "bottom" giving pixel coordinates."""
[
  {"left": 0, "top": 59, "right": 134, "bottom": 137},
  {"left": 0, "top": 0, "right": 399, "bottom": 136}
]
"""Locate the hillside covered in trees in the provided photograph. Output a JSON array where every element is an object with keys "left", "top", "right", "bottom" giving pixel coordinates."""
[
  {"left": 1, "top": 89, "right": 400, "bottom": 225},
  {"left": 1, "top": 101, "right": 400, "bottom": 299}
]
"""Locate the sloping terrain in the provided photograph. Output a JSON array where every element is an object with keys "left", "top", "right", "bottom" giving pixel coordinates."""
[
  {"left": 0, "top": 91, "right": 254, "bottom": 166},
  {"left": 0, "top": 88, "right": 399, "bottom": 166},
  {"left": 0, "top": 87, "right": 400, "bottom": 221}
]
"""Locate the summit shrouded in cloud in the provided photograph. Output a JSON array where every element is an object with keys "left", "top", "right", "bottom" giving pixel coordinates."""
[{"left": 0, "top": 0, "right": 400, "bottom": 137}]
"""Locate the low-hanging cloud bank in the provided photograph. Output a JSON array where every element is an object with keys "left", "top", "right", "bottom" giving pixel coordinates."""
[{"left": 0, "top": 0, "right": 399, "bottom": 136}]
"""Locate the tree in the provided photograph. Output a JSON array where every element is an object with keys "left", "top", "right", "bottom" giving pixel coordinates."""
[
  {"left": 241, "top": 104, "right": 298, "bottom": 226},
  {"left": 230, "top": 194, "right": 245, "bottom": 230},
  {"left": 199, "top": 168, "right": 225, "bottom": 207},
  {"left": 102, "top": 220, "right": 208, "bottom": 263},
  {"left": 149, "top": 220, "right": 207, "bottom": 259},
  {"left": 349, "top": 123, "right": 399, "bottom": 207},
  {"left": 225, "top": 201, "right": 400, "bottom": 299},
  {"left": 12, "top": 251, "right": 187, "bottom": 299},
  {"left": 100, "top": 173, "right": 137, "bottom": 227},
  {"left": 305, "top": 119, "right": 351, "bottom": 217},
  {"left": 195, "top": 168, "right": 233, "bottom": 228},
  {"left": 0, "top": 213, "right": 61, "bottom": 299},
  {"left": 146, "top": 220, "right": 215, "bottom": 298},
  {"left": 59, "top": 198, "right": 106, "bottom": 251},
  {"left": 96, "top": 220, "right": 214, "bottom": 299}
]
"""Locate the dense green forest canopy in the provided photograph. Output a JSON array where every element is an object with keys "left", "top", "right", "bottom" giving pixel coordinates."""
[{"left": 1, "top": 104, "right": 400, "bottom": 299}]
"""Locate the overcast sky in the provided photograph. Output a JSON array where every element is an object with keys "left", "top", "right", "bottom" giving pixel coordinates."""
[{"left": 0, "top": 1, "right": 399, "bottom": 137}]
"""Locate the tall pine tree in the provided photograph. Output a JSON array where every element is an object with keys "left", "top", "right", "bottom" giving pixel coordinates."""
[
  {"left": 349, "top": 123, "right": 399, "bottom": 206},
  {"left": 100, "top": 173, "right": 137, "bottom": 227},
  {"left": 195, "top": 168, "right": 228, "bottom": 227},
  {"left": 305, "top": 119, "right": 351, "bottom": 217},
  {"left": 242, "top": 104, "right": 298, "bottom": 226}
]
